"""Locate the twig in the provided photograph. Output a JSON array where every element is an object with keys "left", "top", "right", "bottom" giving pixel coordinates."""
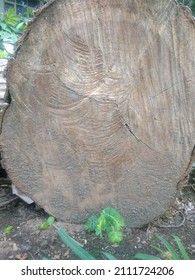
[
  {"left": 0, "top": 197, "right": 18, "bottom": 208},
  {"left": 183, "top": 183, "right": 195, "bottom": 192},
  {"left": 0, "top": 178, "right": 12, "bottom": 185},
  {"left": 183, "top": 184, "right": 195, "bottom": 188},
  {"left": 153, "top": 211, "right": 185, "bottom": 228},
  {"left": 52, "top": 224, "right": 59, "bottom": 230}
]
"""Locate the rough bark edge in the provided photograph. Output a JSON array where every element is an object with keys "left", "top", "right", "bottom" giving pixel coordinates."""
[
  {"left": 0, "top": 0, "right": 56, "bottom": 129},
  {"left": 177, "top": 145, "right": 195, "bottom": 189},
  {"left": 177, "top": 1, "right": 195, "bottom": 22}
]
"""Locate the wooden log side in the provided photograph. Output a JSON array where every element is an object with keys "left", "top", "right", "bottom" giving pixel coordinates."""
[{"left": 0, "top": 0, "right": 195, "bottom": 227}]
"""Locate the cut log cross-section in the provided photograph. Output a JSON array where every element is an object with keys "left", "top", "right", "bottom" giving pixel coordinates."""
[{"left": 0, "top": 0, "right": 195, "bottom": 227}]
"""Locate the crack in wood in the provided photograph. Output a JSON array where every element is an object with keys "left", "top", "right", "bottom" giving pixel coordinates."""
[
  {"left": 123, "top": 121, "right": 160, "bottom": 153},
  {"left": 113, "top": 102, "right": 160, "bottom": 153}
]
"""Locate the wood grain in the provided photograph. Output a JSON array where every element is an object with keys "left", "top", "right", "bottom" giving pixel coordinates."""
[{"left": 0, "top": 0, "right": 195, "bottom": 227}]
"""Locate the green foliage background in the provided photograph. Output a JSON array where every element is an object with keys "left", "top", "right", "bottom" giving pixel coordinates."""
[{"left": 178, "top": 0, "right": 195, "bottom": 15}]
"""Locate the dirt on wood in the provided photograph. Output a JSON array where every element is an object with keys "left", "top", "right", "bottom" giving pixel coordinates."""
[{"left": 0, "top": 177, "right": 195, "bottom": 260}]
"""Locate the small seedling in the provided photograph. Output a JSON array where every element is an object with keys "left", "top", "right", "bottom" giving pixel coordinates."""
[
  {"left": 40, "top": 216, "right": 55, "bottom": 230},
  {"left": 4, "top": 225, "right": 13, "bottom": 235},
  {"left": 164, "top": 210, "right": 172, "bottom": 218},
  {"left": 85, "top": 207, "right": 125, "bottom": 243},
  {"left": 84, "top": 215, "right": 98, "bottom": 232}
]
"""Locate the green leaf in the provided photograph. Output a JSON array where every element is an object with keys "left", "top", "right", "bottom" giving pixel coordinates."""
[
  {"left": 2, "top": 33, "right": 18, "bottom": 43},
  {"left": 40, "top": 216, "right": 55, "bottom": 230},
  {"left": 84, "top": 215, "right": 98, "bottom": 232},
  {"left": 99, "top": 210, "right": 108, "bottom": 228},
  {"left": 85, "top": 207, "right": 125, "bottom": 243},
  {"left": 150, "top": 245, "right": 167, "bottom": 255},
  {"left": 96, "top": 215, "right": 107, "bottom": 237},
  {"left": 40, "top": 223, "right": 49, "bottom": 230},
  {"left": 7, "top": 8, "right": 15, "bottom": 18},
  {"left": 172, "top": 235, "right": 190, "bottom": 260},
  {"left": 58, "top": 228, "right": 96, "bottom": 260},
  {"left": 0, "top": 22, "right": 9, "bottom": 30},
  {"left": 4, "top": 225, "right": 13, "bottom": 234},
  {"left": 16, "top": 22, "right": 26, "bottom": 31},
  {"left": 3, "top": 12, "right": 19, "bottom": 26},
  {"left": 108, "top": 230, "right": 123, "bottom": 243},
  {"left": 150, "top": 244, "right": 173, "bottom": 260},
  {"left": 102, "top": 252, "right": 118, "bottom": 260},
  {"left": 134, "top": 253, "right": 161, "bottom": 260},
  {"left": 0, "top": 51, "right": 8, "bottom": 57},
  {"left": 0, "top": 31, "right": 12, "bottom": 40},
  {"left": 95, "top": 225, "right": 103, "bottom": 237},
  {"left": 0, "top": 7, "right": 30, "bottom": 57},
  {"left": 103, "top": 208, "right": 125, "bottom": 229},
  {"left": 47, "top": 216, "right": 55, "bottom": 226},
  {"left": 24, "top": 7, "right": 34, "bottom": 16},
  {"left": 156, "top": 236, "right": 180, "bottom": 260}
]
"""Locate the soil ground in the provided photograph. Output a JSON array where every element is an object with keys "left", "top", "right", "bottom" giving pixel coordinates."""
[{"left": 0, "top": 178, "right": 195, "bottom": 260}]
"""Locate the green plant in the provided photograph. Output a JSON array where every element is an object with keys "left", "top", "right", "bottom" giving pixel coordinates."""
[
  {"left": 50, "top": 223, "right": 191, "bottom": 260},
  {"left": 133, "top": 253, "right": 161, "bottom": 260},
  {"left": 57, "top": 229, "right": 190, "bottom": 260},
  {"left": 4, "top": 225, "right": 13, "bottom": 234},
  {"left": 57, "top": 228, "right": 118, "bottom": 260},
  {"left": 0, "top": 50, "right": 8, "bottom": 57},
  {"left": 0, "top": 8, "right": 29, "bottom": 56},
  {"left": 85, "top": 207, "right": 125, "bottom": 243},
  {"left": 58, "top": 228, "right": 96, "bottom": 260},
  {"left": 134, "top": 235, "right": 190, "bottom": 260},
  {"left": 40, "top": 216, "right": 55, "bottom": 230}
]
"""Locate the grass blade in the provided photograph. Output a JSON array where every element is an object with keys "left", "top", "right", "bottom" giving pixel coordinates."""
[
  {"left": 57, "top": 228, "right": 96, "bottom": 260},
  {"left": 172, "top": 235, "right": 190, "bottom": 260},
  {"left": 134, "top": 253, "right": 161, "bottom": 260},
  {"left": 157, "top": 236, "right": 180, "bottom": 260},
  {"left": 150, "top": 245, "right": 167, "bottom": 255},
  {"left": 102, "top": 252, "right": 118, "bottom": 260}
]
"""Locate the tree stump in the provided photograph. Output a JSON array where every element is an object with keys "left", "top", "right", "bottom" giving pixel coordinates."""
[{"left": 0, "top": 0, "right": 195, "bottom": 227}]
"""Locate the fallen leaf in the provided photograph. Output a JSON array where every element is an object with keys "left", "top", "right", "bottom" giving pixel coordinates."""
[
  {"left": 16, "top": 253, "right": 28, "bottom": 260},
  {"left": 64, "top": 250, "right": 70, "bottom": 258},
  {"left": 53, "top": 254, "right": 60, "bottom": 260},
  {"left": 12, "top": 243, "right": 18, "bottom": 251}
]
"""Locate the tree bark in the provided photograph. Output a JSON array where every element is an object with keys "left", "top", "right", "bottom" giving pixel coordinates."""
[{"left": 0, "top": 0, "right": 195, "bottom": 227}]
